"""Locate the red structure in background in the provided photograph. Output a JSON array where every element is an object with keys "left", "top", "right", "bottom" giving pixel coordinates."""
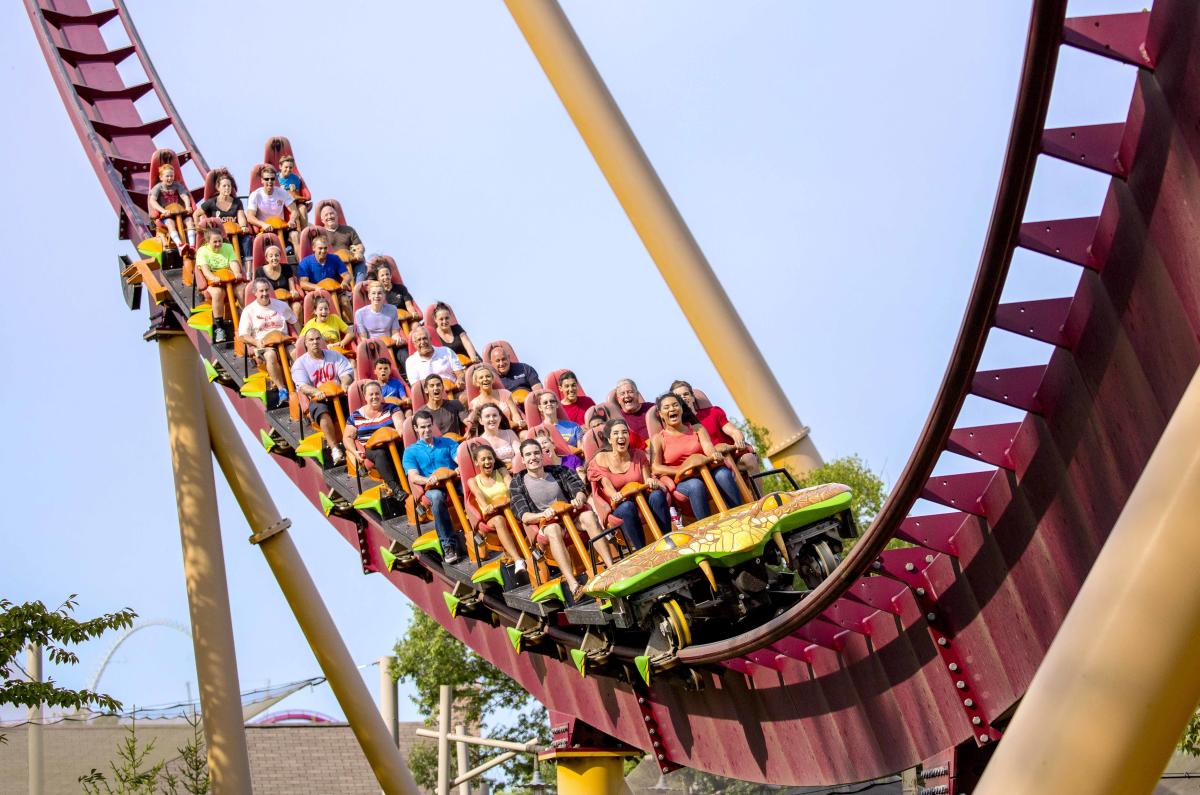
[{"left": 25, "top": 0, "right": 1200, "bottom": 789}]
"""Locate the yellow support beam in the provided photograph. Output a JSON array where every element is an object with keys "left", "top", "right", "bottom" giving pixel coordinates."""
[
  {"left": 200, "top": 383, "right": 420, "bottom": 795},
  {"left": 504, "top": 0, "right": 821, "bottom": 474},
  {"left": 157, "top": 337, "right": 252, "bottom": 794},
  {"left": 976, "top": 368, "right": 1200, "bottom": 794}
]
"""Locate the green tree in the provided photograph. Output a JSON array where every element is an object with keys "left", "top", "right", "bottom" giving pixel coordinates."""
[
  {"left": 736, "top": 419, "right": 886, "bottom": 530},
  {"left": 1179, "top": 710, "right": 1200, "bottom": 756},
  {"left": 1, "top": 596, "right": 136, "bottom": 743},
  {"left": 161, "top": 711, "right": 209, "bottom": 794},
  {"left": 391, "top": 610, "right": 550, "bottom": 791},
  {"left": 79, "top": 723, "right": 164, "bottom": 795}
]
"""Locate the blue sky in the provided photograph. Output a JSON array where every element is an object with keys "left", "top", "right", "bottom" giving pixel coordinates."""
[{"left": 0, "top": 0, "right": 1142, "bottom": 726}]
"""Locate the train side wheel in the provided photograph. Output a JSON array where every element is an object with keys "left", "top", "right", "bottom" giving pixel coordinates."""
[
  {"left": 657, "top": 598, "right": 692, "bottom": 651},
  {"left": 813, "top": 540, "right": 838, "bottom": 579}
]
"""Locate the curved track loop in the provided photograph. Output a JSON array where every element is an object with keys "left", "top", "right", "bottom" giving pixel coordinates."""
[{"left": 28, "top": 0, "right": 1200, "bottom": 784}]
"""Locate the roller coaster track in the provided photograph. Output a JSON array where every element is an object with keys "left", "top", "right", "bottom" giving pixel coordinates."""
[{"left": 26, "top": 0, "right": 1200, "bottom": 786}]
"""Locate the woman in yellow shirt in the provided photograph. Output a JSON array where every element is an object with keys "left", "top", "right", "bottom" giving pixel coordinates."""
[
  {"left": 196, "top": 227, "right": 243, "bottom": 343},
  {"left": 300, "top": 294, "right": 354, "bottom": 350}
]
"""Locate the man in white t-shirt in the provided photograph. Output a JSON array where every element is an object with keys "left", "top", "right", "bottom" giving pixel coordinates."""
[
  {"left": 238, "top": 279, "right": 297, "bottom": 402},
  {"left": 246, "top": 165, "right": 299, "bottom": 252},
  {"left": 405, "top": 325, "right": 464, "bottom": 387}
]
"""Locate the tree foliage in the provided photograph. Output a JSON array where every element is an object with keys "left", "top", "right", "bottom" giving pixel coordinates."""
[
  {"left": 79, "top": 715, "right": 209, "bottom": 795},
  {"left": 391, "top": 611, "right": 550, "bottom": 791},
  {"left": 79, "top": 724, "right": 165, "bottom": 795},
  {"left": 0, "top": 596, "right": 136, "bottom": 731},
  {"left": 736, "top": 419, "right": 886, "bottom": 529},
  {"left": 1180, "top": 710, "right": 1200, "bottom": 756}
]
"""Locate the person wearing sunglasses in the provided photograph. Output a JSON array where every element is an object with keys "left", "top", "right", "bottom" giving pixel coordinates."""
[{"left": 246, "top": 165, "right": 299, "bottom": 252}]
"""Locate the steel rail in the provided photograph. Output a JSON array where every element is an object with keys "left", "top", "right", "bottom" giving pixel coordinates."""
[{"left": 677, "top": 0, "right": 1069, "bottom": 664}]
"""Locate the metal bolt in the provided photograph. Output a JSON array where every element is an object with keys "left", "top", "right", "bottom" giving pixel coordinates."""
[
  {"left": 948, "top": 663, "right": 959, "bottom": 672},
  {"left": 649, "top": 728, "right": 656, "bottom": 735},
  {"left": 980, "top": 734, "right": 990, "bottom": 744},
  {"left": 972, "top": 716, "right": 982, "bottom": 726},
  {"left": 638, "top": 697, "right": 645, "bottom": 705},
  {"left": 915, "top": 587, "right": 926, "bottom": 596},
  {"left": 937, "top": 637, "right": 948, "bottom": 647},
  {"left": 956, "top": 680, "right": 966, "bottom": 690},
  {"left": 872, "top": 561, "right": 882, "bottom": 570},
  {"left": 658, "top": 754, "right": 665, "bottom": 760},
  {"left": 964, "top": 698, "right": 975, "bottom": 707},
  {"left": 905, "top": 562, "right": 916, "bottom": 572},
  {"left": 644, "top": 715, "right": 652, "bottom": 722},
  {"left": 661, "top": 767, "right": 670, "bottom": 774},
  {"left": 927, "top": 612, "right": 937, "bottom": 621},
  {"left": 925, "top": 555, "right": 934, "bottom": 563},
  {"left": 654, "top": 742, "right": 661, "bottom": 748}
]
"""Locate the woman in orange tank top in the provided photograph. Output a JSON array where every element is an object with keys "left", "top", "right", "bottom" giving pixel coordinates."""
[{"left": 650, "top": 393, "right": 740, "bottom": 521}]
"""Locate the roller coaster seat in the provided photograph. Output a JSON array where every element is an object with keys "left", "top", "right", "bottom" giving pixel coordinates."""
[
  {"left": 302, "top": 289, "right": 340, "bottom": 325},
  {"left": 545, "top": 368, "right": 596, "bottom": 424},
  {"left": 313, "top": 198, "right": 348, "bottom": 227},
  {"left": 201, "top": 167, "right": 238, "bottom": 201},
  {"left": 147, "top": 148, "right": 193, "bottom": 220},
  {"left": 521, "top": 388, "right": 572, "bottom": 431},
  {"left": 262, "top": 138, "right": 311, "bottom": 201},
  {"left": 355, "top": 338, "right": 403, "bottom": 384}
]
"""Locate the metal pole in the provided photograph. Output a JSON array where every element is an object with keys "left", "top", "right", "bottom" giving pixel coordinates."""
[
  {"left": 380, "top": 655, "right": 398, "bottom": 747},
  {"left": 504, "top": 0, "right": 821, "bottom": 474},
  {"left": 976, "top": 368, "right": 1200, "bottom": 794},
  {"left": 27, "top": 644, "right": 43, "bottom": 795},
  {"left": 200, "top": 383, "right": 419, "bottom": 795},
  {"left": 158, "top": 336, "right": 252, "bottom": 794},
  {"left": 438, "top": 686, "right": 452, "bottom": 795},
  {"left": 455, "top": 723, "right": 471, "bottom": 795}
]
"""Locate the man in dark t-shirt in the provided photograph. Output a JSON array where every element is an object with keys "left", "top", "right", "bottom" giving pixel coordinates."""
[
  {"left": 422, "top": 373, "right": 468, "bottom": 437},
  {"left": 487, "top": 343, "right": 541, "bottom": 397}
]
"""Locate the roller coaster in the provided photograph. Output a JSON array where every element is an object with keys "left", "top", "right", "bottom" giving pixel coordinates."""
[{"left": 24, "top": 1, "right": 1200, "bottom": 793}]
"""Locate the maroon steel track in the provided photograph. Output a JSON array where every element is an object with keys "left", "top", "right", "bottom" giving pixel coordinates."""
[{"left": 28, "top": 0, "right": 1200, "bottom": 785}]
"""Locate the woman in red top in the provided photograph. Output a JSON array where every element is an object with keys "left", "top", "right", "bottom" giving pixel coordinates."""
[
  {"left": 670, "top": 379, "right": 761, "bottom": 476},
  {"left": 649, "top": 393, "right": 740, "bottom": 520},
  {"left": 588, "top": 418, "right": 669, "bottom": 550}
]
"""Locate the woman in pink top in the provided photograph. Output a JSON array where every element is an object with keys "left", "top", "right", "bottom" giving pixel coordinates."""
[
  {"left": 471, "top": 403, "right": 522, "bottom": 467},
  {"left": 467, "top": 365, "right": 525, "bottom": 431},
  {"left": 588, "top": 417, "right": 669, "bottom": 549},
  {"left": 649, "top": 393, "right": 739, "bottom": 520}
]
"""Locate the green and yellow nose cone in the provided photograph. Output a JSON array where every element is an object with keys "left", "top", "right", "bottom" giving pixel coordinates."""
[
  {"left": 635, "top": 655, "right": 651, "bottom": 686},
  {"left": 260, "top": 429, "right": 277, "bottom": 454},
  {"left": 570, "top": 648, "right": 587, "bottom": 678},
  {"left": 136, "top": 238, "right": 164, "bottom": 265},
  {"left": 379, "top": 546, "right": 398, "bottom": 572},
  {"left": 506, "top": 626, "right": 523, "bottom": 655},
  {"left": 443, "top": 592, "right": 461, "bottom": 618},
  {"left": 203, "top": 359, "right": 219, "bottom": 382},
  {"left": 413, "top": 531, "right": 444, "bottom": 557},
  {"left": 319, "top": 491, "right": 336, "bottom": 516}
]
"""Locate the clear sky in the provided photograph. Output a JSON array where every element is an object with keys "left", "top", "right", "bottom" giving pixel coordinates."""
[{"left": 0, "top": 0, "right": 1142, "bottom": 728}]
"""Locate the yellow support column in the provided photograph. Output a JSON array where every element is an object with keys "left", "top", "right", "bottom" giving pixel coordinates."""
[
  {"left": 504, "top": 0, "right": 821, "bottom": 474},
  {"left": 544, "top": 751, "right": 633, "bottom": 795},
  {"left": 158, "top": 337, "right": 252, "bottom": 794},
  {"left": 975, "top": 369, "right": 1200, "bottom": 794},
  {"left": 201, "top": 384, "right": 420, "bottom": 795}
]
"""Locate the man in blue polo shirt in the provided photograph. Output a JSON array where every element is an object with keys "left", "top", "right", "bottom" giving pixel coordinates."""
[
  {"left": 402, "top": 410, "right": 465, "bottom": 564},
  {"left": 297, "top": 235, "right": 352, "bottom": 318}
]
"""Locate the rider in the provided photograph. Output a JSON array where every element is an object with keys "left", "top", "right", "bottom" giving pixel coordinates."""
[
  {"left": 403, "top": 410, "right": 466, "bottom": 564},
  {"left": 290, "top": 328, "right": 355, "bottom": 465}
]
